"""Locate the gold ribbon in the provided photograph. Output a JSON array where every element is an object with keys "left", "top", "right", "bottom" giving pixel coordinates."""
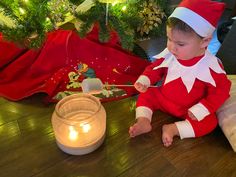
[
  {"left": 57, "top": 0, "right": 95, "bottom": 26},
  {"left": 0, "top": 11, "right": 16, "bottom": 28}
]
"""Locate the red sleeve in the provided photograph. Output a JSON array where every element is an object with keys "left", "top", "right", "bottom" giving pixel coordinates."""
[
  {"left": 200, "top": 71, "right": 231, "bottom": 114},
  {"left": 142, "top": 58, "right": 166, "bottom": 85}
]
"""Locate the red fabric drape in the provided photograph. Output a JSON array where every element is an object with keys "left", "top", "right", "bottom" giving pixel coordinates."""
[{"left": 0, "top": 27, "right": 150, "bottom": 102}]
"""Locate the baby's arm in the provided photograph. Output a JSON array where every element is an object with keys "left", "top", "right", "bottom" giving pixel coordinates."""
[
  {"left": 134, "top": 82, "right": 148, "bottom": 93},
  {"left": 135, "top": 58, "right": 165, "bottom": 93},
  {"left": 189, "top": 72, "right": 231, "bottom": 121}
]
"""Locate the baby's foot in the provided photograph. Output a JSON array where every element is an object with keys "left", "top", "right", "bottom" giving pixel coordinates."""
[
  {"left": 162, "top": 123, "right": 179, "bottom": 147},
  {"left": 129, "top": 117, "right": 152, "bottom": 137}
]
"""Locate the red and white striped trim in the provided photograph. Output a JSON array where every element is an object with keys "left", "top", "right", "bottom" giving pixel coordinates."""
[{"left": 169, "top": 7, "right": 215, "bottom": 37}]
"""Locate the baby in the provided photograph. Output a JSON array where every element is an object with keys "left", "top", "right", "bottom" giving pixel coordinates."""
[{"left": 129, "top": 0, "right": 231, "bottom": 147}]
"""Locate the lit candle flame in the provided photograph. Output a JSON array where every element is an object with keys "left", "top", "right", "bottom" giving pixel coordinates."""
[
  {"left": 80, "top": 123, "right": 91, "bottom": 133},
  {"left": 69, "top": 126, "right": 78, "bottom": 141}
]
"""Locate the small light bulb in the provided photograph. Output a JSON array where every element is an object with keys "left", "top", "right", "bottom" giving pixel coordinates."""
[
  {"left": 19, "top": 8, "right": 25, "bottom": 14},
  {"left": 112, "top": 2, "right": 117, "bottom": 6},
  {"left": 121, "top": 6, "right": 127, "bottom": 11}
]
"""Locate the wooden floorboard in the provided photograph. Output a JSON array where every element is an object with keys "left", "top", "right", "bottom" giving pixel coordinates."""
[{"left": 0, "top": 95, "right": 236, "bottom": 177}]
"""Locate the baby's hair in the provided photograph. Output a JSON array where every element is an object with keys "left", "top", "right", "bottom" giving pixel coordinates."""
[{"left": 167, "top": 17, "right": 204, "bottom": 39}]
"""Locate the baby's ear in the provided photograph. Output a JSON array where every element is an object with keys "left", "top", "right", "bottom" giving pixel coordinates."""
[{"left": 201, "top": 36, "right": 212, "bottom": 48}]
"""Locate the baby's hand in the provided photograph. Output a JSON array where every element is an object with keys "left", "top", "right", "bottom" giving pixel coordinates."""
[
  {"left": 134, "top": 82, "right": 148, "bottom": 93},
  {"left": 188, "top": 110, "right": 198, "bottom": 121}
]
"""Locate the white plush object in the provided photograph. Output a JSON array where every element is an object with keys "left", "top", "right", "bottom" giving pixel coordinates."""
[
  {"left": 81, "top": 78, "right": 104, "bottom": 94},
  {"left": 217, "top": 75, "right": 236, "bottom": 152}
]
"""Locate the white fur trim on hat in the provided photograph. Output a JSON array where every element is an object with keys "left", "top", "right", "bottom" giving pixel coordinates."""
[{"left": 169, "top": 7, "right": 215, "bottom": 37}]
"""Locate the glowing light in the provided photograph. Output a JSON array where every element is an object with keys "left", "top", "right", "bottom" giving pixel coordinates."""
[
  {"left": 121, "top": 6, "right": 127, "bottom": 11},
  {"left": 23, "top": 0, "right": 29, "bottom": 3},
  {"left": 98, "top": 0, "right": 127, "bottom": 25},
  {"left": 52, "top": 94, "right": 106, "bottom": 155},
  {"left": 46, "top": 17, "right": 50, "bottom": 22},
  {"left": 69, "top": 126, "right": 78, "bottom": 141},
  {"left": 80, "top": 123, "right": 91, "bottom": 133},
  {"left": 19, "top": 8, "right": 25, "bottom": 14}
]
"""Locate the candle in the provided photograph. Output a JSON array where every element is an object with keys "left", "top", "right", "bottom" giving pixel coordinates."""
[{"left": 52, "top": 93, "right": 106, "bottom": 155}]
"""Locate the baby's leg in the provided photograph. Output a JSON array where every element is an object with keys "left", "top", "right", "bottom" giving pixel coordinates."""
[
  {"left": 129, "top": 117, "right": 152, "bottom": 137},
  {"left": 162, "top": 113, "right": 218, "bottom": 147},
  {"left": 130, "top": 88, "right": 157, "bottom": 137},
  {"left": 162, "top": 123, "right": 180, "bottom": 147},
  {"left": 187, "top": 114, "right": 218, "bottom": 137}
]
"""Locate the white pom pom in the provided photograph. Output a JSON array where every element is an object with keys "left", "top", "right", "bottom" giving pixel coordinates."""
[{"left": 81, "top": 78, "right": 104, "bottom": 94}]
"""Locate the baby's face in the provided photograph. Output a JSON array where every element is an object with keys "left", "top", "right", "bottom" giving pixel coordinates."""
[{"left": 166, "top": 26, "right": 210, "bottom": 60}]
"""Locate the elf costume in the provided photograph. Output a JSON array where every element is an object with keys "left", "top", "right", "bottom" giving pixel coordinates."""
[{"left": 135, "top": 0, "right": 231, "bottom": 139}]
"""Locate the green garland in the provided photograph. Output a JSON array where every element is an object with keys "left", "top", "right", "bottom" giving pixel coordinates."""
[
  {"left": 74, "top": 1, "right": 143, "bottom": 50},
  {"left": 0, "top": 0, "right": 71, "bottom": 48},
  {"left": 0, "top": 0, "right": 169, "bottom": 50},
  {"left": 74, "top": 0, "right": 170, "bottom": 50}
]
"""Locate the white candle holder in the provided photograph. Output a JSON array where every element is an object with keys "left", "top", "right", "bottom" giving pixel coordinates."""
[{"left": 51, "top": 93, "right": 106, "bottom": 155}]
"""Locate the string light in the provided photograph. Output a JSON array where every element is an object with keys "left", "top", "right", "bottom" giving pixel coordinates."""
[
  {"left": 121, "top": 5, "right": 127, "bottom": 11},
  {"left": 98, "top": 0, "right": 126, "bottom": 25},
  {"left": 46, "top": 17, "right": 50, "bottom": 22},
  {"left": 19, "top": 8, "right": 25, "bottom": 14}
]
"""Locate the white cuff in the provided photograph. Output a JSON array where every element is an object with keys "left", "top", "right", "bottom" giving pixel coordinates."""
[
  {"left": 135, "top": 75, "right": 150, "bottom": 87},
  {"left": 189, "top": 103, "right": 210, "bottom": 121},
  {"left": 136, "top": 106, "right": 153, "bottom": 121},
  {"left": 175, "top": 120, "right": 195, "bottom": 139}
]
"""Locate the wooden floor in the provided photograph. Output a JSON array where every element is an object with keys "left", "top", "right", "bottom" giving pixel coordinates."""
[{"left": 0, "top": 94, "right": 236, "bottom": 177}]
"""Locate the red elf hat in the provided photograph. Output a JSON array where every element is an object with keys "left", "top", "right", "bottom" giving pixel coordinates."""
[{"left": 169, "top": 0, "right": 225, "bottom": 37}]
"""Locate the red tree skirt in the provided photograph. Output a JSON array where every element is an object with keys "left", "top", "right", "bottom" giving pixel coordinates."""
[{"left": 0, "top": 27, "right": 150, "bottom": 102}]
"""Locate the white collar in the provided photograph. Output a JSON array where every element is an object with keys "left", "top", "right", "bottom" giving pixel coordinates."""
[{"left": 153, "top": 48, "right": 226, "bottom": 93}]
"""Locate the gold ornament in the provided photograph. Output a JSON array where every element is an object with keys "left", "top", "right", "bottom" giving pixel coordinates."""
[
  {"left": 56, "top": 0, "right": 95, "bottom": 27},
  {"left": 0, "top": 11, "right": 16, "bottom": 28},
  {"left": 137, "top": 0, "right": 166, "bottom": 37}
]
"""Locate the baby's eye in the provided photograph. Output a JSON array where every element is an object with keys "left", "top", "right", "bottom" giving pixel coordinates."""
[{"left": 178, "top": 43, "right": 185, "bottom": 47}]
